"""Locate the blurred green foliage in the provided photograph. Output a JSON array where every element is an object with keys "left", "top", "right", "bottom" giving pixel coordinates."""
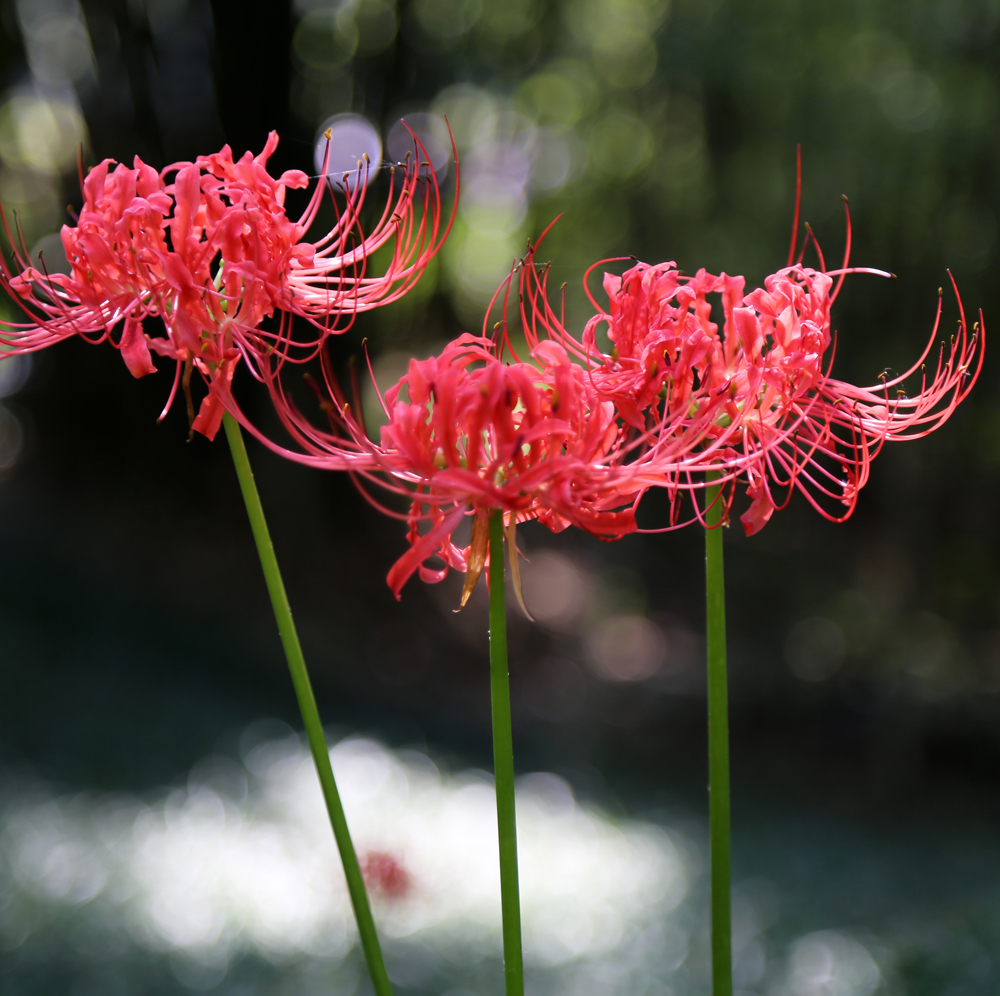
[
  {"left": 284, "top": 0, "right": 1000, "bottom": 401},
  {"left": 0, "top": 0, "right": 999, "bottom": 736}
]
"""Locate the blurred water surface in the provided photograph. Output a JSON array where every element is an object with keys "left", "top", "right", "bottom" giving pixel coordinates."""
[{"left": 3, "top": 728, "right": 998, "bottom": 996}]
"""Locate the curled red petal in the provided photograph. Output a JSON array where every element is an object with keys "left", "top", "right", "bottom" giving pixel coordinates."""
[{"left": 119, "top": 319, "right": 158, "bottom": 378}]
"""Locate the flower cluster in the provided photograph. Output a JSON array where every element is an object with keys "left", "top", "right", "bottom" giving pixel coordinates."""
[
  {"left": 0, "top": 136, "right": 982, "bottom": 598},
  {"left": 0, "top": 130, "right": 450, "bottom": 439},
  {"left": 251, "top": 193, "right": 980, "bottom": 600}
]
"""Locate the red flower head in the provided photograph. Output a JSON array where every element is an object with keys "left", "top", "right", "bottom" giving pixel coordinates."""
[
  {"left": 259, "top": 331, "right": 646, "bottom": 604},
  {"left": 709, "top": 152, "right": 983, "bottom": 533},
  {"left": 513, "top": 197, "right": 983, "bottom": 537},
  {"left": 0, "top": 129, "right": 452, "bottom": 439}
]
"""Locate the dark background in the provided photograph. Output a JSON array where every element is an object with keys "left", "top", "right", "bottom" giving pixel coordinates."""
[{"left": 0, "top": 0, "right": 999, "bottom": 991}]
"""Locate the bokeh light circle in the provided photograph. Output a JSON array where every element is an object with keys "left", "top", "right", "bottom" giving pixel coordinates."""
[
  {"left": 386, "top": 112, "right": 451, "bottom": 178},
  {"left": 314, "top": 113, "right": 383, "bottom": 192}
]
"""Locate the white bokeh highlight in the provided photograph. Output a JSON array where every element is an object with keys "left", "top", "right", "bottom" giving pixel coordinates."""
[
  {"left": 315, "top": 113, "right": 383, "bottom": 192},
  {"left": 1, "top": 735, "right": 686, "bottom": 972}
]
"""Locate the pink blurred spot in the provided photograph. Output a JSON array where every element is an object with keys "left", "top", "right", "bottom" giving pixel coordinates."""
[{"left": 360, "top": 850, "right": 411, "bottom": 900}]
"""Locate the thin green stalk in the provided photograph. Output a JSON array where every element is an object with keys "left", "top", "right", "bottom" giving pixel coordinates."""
[
  {"left": 488, "top": 510, "right": 524, "bottom": 996},
  {"left": 223, "top": 412, "right": 393, "bottom": 996},
  {"left": 704, "top": 475, "right": 732, "bottom": 996}
]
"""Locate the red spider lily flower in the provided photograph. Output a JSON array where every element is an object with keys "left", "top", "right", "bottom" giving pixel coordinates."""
[
  {"left": 513, "top": 204, "right": 982, "bottom": 535},
  {"left": 0, "top": 129, "right": 452, "bottom": 439},
  {"left": 711, "top": 156, "right": 983, "bottom": 534},
  {"left": 257, "top": 331, "right": 645, "bottom": 602}
]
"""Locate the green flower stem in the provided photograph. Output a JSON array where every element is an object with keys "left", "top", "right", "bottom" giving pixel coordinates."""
[
  {"left": 223, "top": 412, "right": 393, "bottom": 996},
  {"left": 488, "top": 510, "right": 524, "bottom": 996},
  {"left": 704, "top": 475, "right": 732, "bottom": 996}
]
